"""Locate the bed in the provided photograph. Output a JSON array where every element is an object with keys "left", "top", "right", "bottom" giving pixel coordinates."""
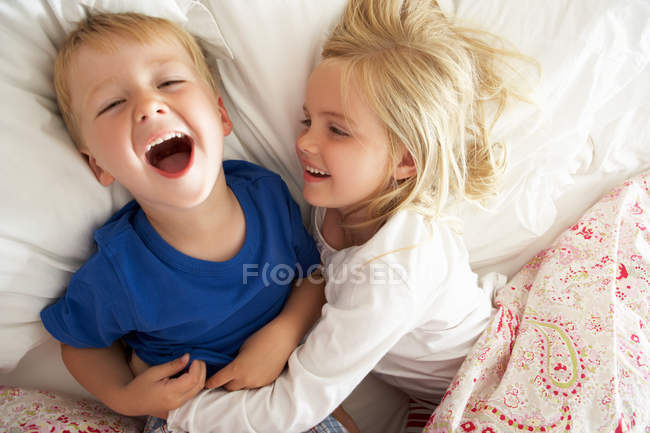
[{"left": 0, "top": 1, "right": 648, "bottom": 432}]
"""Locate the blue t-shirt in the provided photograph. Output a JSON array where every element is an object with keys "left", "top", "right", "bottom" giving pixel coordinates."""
[{"left": 41, "top": 160, "right": 319, "bottom": 374}]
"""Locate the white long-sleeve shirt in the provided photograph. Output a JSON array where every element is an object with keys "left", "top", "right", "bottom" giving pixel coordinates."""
[{"left": 168, "top": 209, "right": 493, "bottom": 432}]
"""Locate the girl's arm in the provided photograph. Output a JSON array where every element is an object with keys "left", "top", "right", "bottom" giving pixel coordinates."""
[
  {"left": 61, "top": 342, "right": 206, "bottom": 419},
  {"left": 205, "top": 271, "right": 326, "bottom": 390},
  {"left": 167, "top": 260, "right": 418, "bottom": 432}
]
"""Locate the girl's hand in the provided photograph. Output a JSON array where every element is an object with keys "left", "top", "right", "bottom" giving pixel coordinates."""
[
  {"left": 119, "top": 354, "right": 206, "bottom": 419},
  {"left": 206, "top": 273, "right": 325, "bottom": 391},
  {"left": 205, "top": 318, "right": 295, "bottom": 391}
]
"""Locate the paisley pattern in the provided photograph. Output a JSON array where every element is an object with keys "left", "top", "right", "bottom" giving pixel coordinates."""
[
  {"left": 0, "top": 386, "right": 144, "bottom": 432},
  {"left": 424, "top": 171, "right": 649, "bottom": 433}
]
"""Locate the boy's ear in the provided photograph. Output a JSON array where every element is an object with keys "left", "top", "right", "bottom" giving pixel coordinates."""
[
  {"left": 217, "top": 97, "right": 233, "bottom": 136},
  {"left": 393, "top": 150, "right": 416, "bottom": 181},
  {"left": 82, "top": 151, "right": 115, "bottom": 186}
]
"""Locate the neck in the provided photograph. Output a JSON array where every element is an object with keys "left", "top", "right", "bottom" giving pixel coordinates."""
[
  {"left": 324, "top": 206, "right": 383, "bottom": 249},
  {"left": 140, "top": 174, "right": 244, "bottom": 261}
]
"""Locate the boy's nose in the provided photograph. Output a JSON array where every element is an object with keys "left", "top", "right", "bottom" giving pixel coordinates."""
[{"left": 135, "top": 96, "right": 168, "bottom": 123}]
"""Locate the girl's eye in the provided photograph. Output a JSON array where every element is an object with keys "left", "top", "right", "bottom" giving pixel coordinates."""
[
  {"left": 97, "top": 99, "right": 124, "bottom": 117},
  {"left": 330, "top": 126, "right": 349, "bottom": 136},
  {"left": 300, "top": 118, "right": 311, "bottom": 127}
]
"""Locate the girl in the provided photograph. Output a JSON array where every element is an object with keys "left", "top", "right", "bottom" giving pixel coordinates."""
[{"left": 166, "top": 0, "right": 532, "bottom": 432}]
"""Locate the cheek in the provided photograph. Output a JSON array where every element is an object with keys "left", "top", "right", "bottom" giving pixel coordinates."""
[
  {"left": 192, "top": 96, "right": 224, "bottom": 127},
  {"left": 352, "top": 156, "right": 391, "bottom": 190}
]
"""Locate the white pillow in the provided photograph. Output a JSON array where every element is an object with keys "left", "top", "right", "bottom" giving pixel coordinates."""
[
  {"left": 441, "top": 0, "right": 650, "bottom": 275},
  {"left": 0, "top": 0, "right": 229, "bottom": 372},
  {"left": 200, "top": 0, "right": 348, "bottom": 216}
]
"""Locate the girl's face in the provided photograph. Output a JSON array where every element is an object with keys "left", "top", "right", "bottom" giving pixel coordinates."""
[{"left": 296, "top": 61, "right": 392, "bottom": 215}]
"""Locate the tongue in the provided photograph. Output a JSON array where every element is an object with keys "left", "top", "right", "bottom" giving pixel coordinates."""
[{"left": 157, "top": 151, "right": 190, "bottom": 173}]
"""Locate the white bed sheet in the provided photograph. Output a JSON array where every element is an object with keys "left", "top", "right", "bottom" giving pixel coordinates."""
[{"left": 1, "top": 0, "right": 649, "bottom": 432}]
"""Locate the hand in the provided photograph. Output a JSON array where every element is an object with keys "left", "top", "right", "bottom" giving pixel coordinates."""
[
  {"left": 332, "top": 405, "right": 360, "bottom": 433},
  {"left": 116, "top": 354, "right": 207, "bottom": 419},
  {"left": 205, "top": 319, "right": 296, "bottom": 391},
  {"left": 128, "top": 350, "right": 150, "bottom": 377}
]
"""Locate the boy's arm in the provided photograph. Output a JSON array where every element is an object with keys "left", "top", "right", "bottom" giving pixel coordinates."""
[
  {"left": 206, "top": 270, "right": 325, "bottom": 390},
  {"left": 61, "top": 342, "right": 206, "bottom": 418}
]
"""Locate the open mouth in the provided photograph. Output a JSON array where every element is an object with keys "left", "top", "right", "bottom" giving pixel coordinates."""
[
  {"left": 305, "top": 165, "right": 330, "bottom": 178},
  {"left": 145, "top": 132, "right": 193, "bottom": 177}
]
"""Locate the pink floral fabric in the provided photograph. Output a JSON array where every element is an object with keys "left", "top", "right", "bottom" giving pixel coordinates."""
[
  {"left": 425, "top": 171, "right": 650, "bottom": 433},
  {"left": 0, "top": 386, "right": 144, "bottom": 433}
]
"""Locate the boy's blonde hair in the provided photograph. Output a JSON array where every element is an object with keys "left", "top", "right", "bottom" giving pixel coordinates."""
[
  {"left": 323, "top": 0, "right": 534, "bottom": 226},
  {"left": 54, "top": 12, "right": 219, "bottom": 147}
]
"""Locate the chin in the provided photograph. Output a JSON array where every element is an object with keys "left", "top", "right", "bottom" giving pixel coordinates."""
[{"left": 302, "top": 189, "right": 326, "bottom": 208}]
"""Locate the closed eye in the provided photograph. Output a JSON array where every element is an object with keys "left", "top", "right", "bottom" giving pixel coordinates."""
[
  {"left": 97, "top": 99, "right": 125, "bottom": 117},
  {"left": 159, "top": 80, "right": 185, "bottom": 88},
  {"left": 330, "top": 125, "right": 349, "bottom": 136}
]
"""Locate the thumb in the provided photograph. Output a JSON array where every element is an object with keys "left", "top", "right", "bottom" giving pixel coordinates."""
[
  {"left": 148, "top": 353, "right": 190, "bottom": 380},
  {"left": 205, "top": 364, "right": 234, "bottom": 389}
]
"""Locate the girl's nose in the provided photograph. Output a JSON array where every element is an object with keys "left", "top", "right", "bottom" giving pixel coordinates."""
[{"left": 296, "top": 129, "right": 317, "bottom": 154}]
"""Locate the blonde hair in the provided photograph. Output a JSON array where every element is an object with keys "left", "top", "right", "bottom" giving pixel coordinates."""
[
  {"left": 322, "top": 0, "right": 535, "bottom": 227},
  {"left": 54, "top": 12, "right": 218, "bottom": 147}
]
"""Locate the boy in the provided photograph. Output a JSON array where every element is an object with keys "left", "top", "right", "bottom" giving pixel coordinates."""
[{"left": 40, "top": 12, "right": 327, "bottom": 422}]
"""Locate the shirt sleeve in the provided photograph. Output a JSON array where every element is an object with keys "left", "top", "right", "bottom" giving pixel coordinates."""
[
  {"left": 40, "top": 252, "right": 136, "bottom": 348},
  {"left": 168, "top": 259, "right": 419, "bottom": 433}
]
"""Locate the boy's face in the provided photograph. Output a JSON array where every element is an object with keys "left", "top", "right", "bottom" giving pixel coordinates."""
[{"left": 68, "top": 36, "right": 232, "bottom": 210}]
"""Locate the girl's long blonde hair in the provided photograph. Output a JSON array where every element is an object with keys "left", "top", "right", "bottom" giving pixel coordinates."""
[{"left": 322, "top": 0, "right": 534, "bottom": 227}]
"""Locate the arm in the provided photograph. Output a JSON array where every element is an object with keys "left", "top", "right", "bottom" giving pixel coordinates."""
[
  {"left": 61, "top": 341, "right": 132, "bottom": 412},
  {"left": 206, "top": 270, "right": 326, "bottom": 390},
  {"left": 168, "top": 260, "right": 417, "bottom": 432},
  {"left": 61, "top": 342, "right": 206, "bottom": 419},
  {"left": 45, "top": 265, "right": 207, "bottom": 419}
]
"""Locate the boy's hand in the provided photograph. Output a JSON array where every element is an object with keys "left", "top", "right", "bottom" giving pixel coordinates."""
[
  {"left": 128, "top": 350, "right": 150, "bottom": 377},
  {"left": 118, "top": 354, "right": 206, "bottom": 419},
  {"left": 206, "top": 319, "right": 295, "bottom": 391}
]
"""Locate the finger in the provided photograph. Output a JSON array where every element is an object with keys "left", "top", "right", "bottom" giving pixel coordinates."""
[
  {"left": 147, "top": 353, "right": 190, "bottom": 380},
  {"left": 224, "top": 380, "right": 246, "bottom": 392},
  {"left": 189, "top": 358, "right": 206, "bottom": 387},
  {"left": 169, "top": 359, "right": 205, "bottom": 389},
  {"left": 205, "top": 364, "right": 235, "bottom": 389},
  {"left": 178, "top": 360, "right": 207, "bottom": 400},
  {"left": 163, "top": 364, "right": 205, "bottom": 409}
]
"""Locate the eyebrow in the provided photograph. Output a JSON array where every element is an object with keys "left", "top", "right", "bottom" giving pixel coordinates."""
[
  {"left": 85, "top": 57, "right": 185, "bottom": 108},
  {"left": 303, "top": 105, "right": 355, "bottom": 127}
]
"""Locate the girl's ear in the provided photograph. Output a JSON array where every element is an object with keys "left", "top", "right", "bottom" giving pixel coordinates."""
[
  {"left": 83, "top": 152, "right": 115, "bottom": 186},
  {"left": 393, "top": 150, "right": 416, "bottom": 181}
]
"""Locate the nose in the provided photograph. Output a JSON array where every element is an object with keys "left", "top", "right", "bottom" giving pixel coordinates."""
[
  {"left": 134, "top": 92, "right": 168, "bottom": 123},
  {"left": 296, "top": 127, "right": 318, "bottom": 155}
]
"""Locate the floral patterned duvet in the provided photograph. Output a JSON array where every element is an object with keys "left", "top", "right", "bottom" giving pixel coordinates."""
[{"left": 425, "top": 171, "right": 649, "bottom": 433}]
